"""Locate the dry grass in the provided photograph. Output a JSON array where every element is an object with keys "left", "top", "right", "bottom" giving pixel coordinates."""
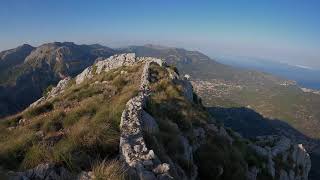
[
  {"left": 92, "top": 159, "right": 128, "bottom": 180},
  {"left": 0, "top": 63, "right": 144, "bottom": 172},
  {"left": 21, "top": 144, "right": 49, "bottom": 169},
  {"left": 0, "top": 128, "right": 36, "bottom": 170}
]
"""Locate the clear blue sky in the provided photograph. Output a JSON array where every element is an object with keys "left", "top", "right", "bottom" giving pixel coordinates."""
[{"left": 0, "top": 0, "right": 319, "bottom": 68}]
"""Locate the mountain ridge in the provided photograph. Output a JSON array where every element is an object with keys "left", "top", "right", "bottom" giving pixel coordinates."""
[
  {"left": 0, "top": 53, "right": 311, "bottom": 180},
  {"left": 0, "top": 42, "right": 319, "bottom": 179}
]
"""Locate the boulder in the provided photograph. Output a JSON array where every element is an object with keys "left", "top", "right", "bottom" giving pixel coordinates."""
[{"left": 153, "top": 164, "right": 170, "bottom": 174}]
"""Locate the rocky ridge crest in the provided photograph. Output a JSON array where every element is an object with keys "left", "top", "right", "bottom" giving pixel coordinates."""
[{"left": 10, "top": 53, "right": 312, "bottom": 180}]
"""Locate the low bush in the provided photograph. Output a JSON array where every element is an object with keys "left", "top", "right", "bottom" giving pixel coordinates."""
[
  {"left": 42, "top": 111, "right": 65, "bottom": 133},
  {"left": 195, "top": 136, "right": 247, "bottom": 180},
  {"left": 0, "top": 130, "right": 36, "bottom": 170},
  {"left": 21, "top": 144, "right": 49, "bottom": 169}
]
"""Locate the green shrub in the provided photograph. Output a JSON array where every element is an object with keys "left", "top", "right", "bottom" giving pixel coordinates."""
[
  {"left": 195, "top": 136, "right": 247, "bottom": 180},
  {"left": 21, "top": 144, "right": 49, "bottom": 169},
  {"left": 52, "top": 138, "right": 80, "bottom": 171},
  {"left": 0, "top": 130, "right": 36, "bottom": 170},
  {"left": 65, "top": 84, "right": 104, "bottom": 101},
  {"left": 42, "top": 111, "right": 65, "bottom": 133},
  {"left": 63, "top": 98, "right": 100, "bottom": 127}
]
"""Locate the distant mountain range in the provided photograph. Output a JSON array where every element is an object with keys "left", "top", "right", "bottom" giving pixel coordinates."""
[{"left": 0, "top": 43, "right": 283, "bottom": 117}]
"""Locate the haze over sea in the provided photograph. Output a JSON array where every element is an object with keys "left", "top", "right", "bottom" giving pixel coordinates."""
[{"left": 216, "top": 55, "right": 320, "bottom": 90}]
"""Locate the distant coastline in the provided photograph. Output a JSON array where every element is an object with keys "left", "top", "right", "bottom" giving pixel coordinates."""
[{"left": 215, "top": 56, "right": 320, "bottom": 90}]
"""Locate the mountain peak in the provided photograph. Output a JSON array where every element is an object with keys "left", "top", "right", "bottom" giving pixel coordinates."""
[
  {"left": 143, "top": 44, "right": 171, "bottom": 49},
  {"left": 19, "top": 44, "right": 34, "bottom": 49}
]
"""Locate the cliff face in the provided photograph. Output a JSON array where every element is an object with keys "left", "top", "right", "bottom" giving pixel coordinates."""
[
  {"left": 0, "top": 54, "right": 311, "bottom": 180},
  {"left": 248, "top": 136, "right": 311, "bottom": 180}
]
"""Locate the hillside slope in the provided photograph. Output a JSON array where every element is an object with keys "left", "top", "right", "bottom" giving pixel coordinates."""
[
  {"left": 0, "top": 42, "right": 115, "bottom": 117},
  {"left": 0, "top": 54, "right": 311, "bottom": 180},
  {"left": 0, "top": 44, "right": 34, "bottom": 72},
  {"left": 120, "top": 45, "right": 320, "bottom": 146},
  {"left": 119, "top": 45, "right": 320, "bottom": 179}
]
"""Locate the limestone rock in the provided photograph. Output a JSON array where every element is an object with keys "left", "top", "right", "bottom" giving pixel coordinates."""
[
  {"left": 76, "top": 53, "right": 138, "bottom": 84},
  {"left": 292, "top": 144, "right": 311, "bottom": 180},
  {"left": 184, "top": 74, "right": 191, "bottom": 80},
  {"left": 30, "top": 77, "right": 71, "bottom": 107},
  {"left": 78, "top": 171, "right": 95, "bottom": 180},
  {"left": 153, "top": 164, "right": 170, "bottom": 174},
  {"left": 249, "top": 135, "right": 311, "bottom": 180},
  {"left": 9, "top": 163, "right": 71, "bottom": 180},
  {"left": 75, "top": 66, "right": 93, "bottom": 84},
  {"left": 119, "top": 59, "right": 171, "bottom": 179},
  {"left": 48, "top": 77, "right": 71, "bottom": 97}
]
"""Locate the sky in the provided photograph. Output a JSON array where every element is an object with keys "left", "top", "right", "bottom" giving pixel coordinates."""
[{"left": 0, "top": 0, "right": 320, "bottom": 68}]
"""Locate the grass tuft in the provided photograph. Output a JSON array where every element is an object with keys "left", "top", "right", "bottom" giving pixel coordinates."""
[{"left": 92, "top": 159, "right": 128, "bottom": 180}]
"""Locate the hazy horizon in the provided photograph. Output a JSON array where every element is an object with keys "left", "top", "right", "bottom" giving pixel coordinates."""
[{"left": 1, "top": 0, "right": 319, "bottom": 68}]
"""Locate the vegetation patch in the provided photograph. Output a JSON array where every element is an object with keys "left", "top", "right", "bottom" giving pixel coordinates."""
[
  {"left": 24, "top": 102, "right": 54, "bottom": 119},
  {"left": 92, "top": 159, "right": 129, "bottom": 180},
  {"left": 0, "top": 63, "right": 143, "bottom": 173},
  {"left": 195, "top": 136, "right": 247, "bottom": 180}
]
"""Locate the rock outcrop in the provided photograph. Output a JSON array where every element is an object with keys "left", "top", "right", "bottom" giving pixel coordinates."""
[
  {"left": 30, "top": 77, "right": 71, "bottom": 107},
  {"left": 9, "top": 163, "right": 72, "bottom": 180},
  {"left": 119, "top": 59, "right": 172, "bottom": 179},
  {"left": 249, "top": 135, "right": 311, "bottom": 180}
]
